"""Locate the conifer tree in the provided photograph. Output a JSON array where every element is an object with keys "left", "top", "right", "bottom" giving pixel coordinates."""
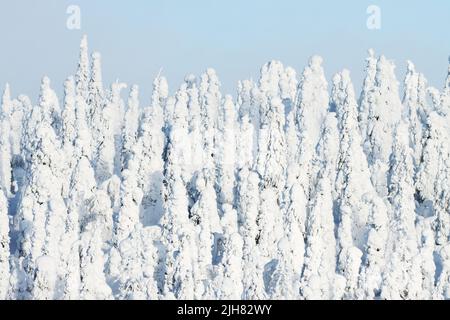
[
  {"left": 189, "top": 169, "right": 220, "bottom": 299},
  {"left": 363, "top": 55, "right": 403, "bottom": 197},
  {"left": 216, "top": 95, "right": 237, "bottom": 206},
  {"left": 135, "top": 76, "right": 167, "bottom": 226},
  {"left": 403, "top": 62, "right": 429, "bottom": 170},
  {"left": 79, "top": 190, "right": 113, "bottom": 300},
  {"left": 75, "top": 35, "right": 90, "bottom": 102},
  {"left": 416, "top": 111, "right": 450, "bottom": 245},
  {"left": 0, "top": 190, "right": 9, "bottom": 299},
  {"left": 122, "top": 85, "right": 140, "bottom": 169},
  {"left": 0, "top": 85, "right": 12, "bottom": 198},
  {"left": 161, "top": 84, "right": 197, "bottom": 299},
  {"left": 237, "top": 168, "right": 266, "bottom": 299},
  {"left": 358, "top": 49, "right": 377, "bottom": 139},
  {"left": 381, "top": 123, "right": 421, "bottom": 299},
  {"left": 300, "top": 115, "right": 338, "bottom": 300}
]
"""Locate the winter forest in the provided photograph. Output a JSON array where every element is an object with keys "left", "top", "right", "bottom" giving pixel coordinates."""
[{"left": 0, "top": 36, "right": 450, "bottom": 300}]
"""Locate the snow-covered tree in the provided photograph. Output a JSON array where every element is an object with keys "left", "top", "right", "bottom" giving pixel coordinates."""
[
  {"left": 0, "top": 85, "right": 12, "bottom": 198},
  {"left": 331, "top": 70, "right": 387, "bottom": 299},
  {"left": 60, "top": 77, "right": 79, "bottom": 199},
  {"left": 110, "top": 224, "right": 160, "bottom": 300},
  {"left": 294, "top": 55, "right": 329, "bottom": 177},
  {"left": 75, "top": 35, "right": 90, "bottom": 102},
  {"left": 61, "top": 77, "right": 77, "bottom": 153},
  {"left": 237, "top": 168, "right": 266, "bottom": 299},
  {"left": 161, "top": 84, "right": 197, "bottom": 299},
  {"left": 88, "top": 52, "right": 105, "bottom": 122},
  {"left": 199, "top": 69, "right": 221, "bottom": 174},
  {"left": 115, "top": 163, "right": 142, "bottom": 244},
  {"left": 357, "top": 196, "right": 389, "bottom": 299},
  {"left": 189, "top": 169, "right": 221, "bottom": 299},
  {"left": 358, "top": 49, "right": 377, "bottom": 139},
  {"left": 434, "top": 244, "right": 450, "bottom": 299},
  {"left": 185, "top": 75, "right": 203, "bottom": 176},
  {"left": 237, "top": 79, "right": 259, "bottom": 167},
  {"left": 9, "top": 95, "right": 32, "bottom": 200},
  {"left": 256, "top": 186, "right": 284, "bottom": 263},
  {"left": 0, "top": 190, "right": 9, "bottom": 299},
  {"left": 212, "top": 205, "right": 243, "bottom": 300},
  {"left": 363, "top": 55, "right": 403, "bottom": 197},
  {"left": 166, "top": 231, "right": 197, "bottom": 300},
  {"left": 282, "top": 58, "right": 329, "bottom": 272},
  {"left": 134, "top": 76, "right": 167, "bottom": 226},
  {"left": 415, "top": 216, "right": 436, "bottom": 299},
  {"left": 236, "top": 107, "right": 255, "bottom": 171},
  {"left": 429, "top": 57, "right": 450, "bottom": 115},
  {"left": 333, "top": 70, "right": 383, "bottom": 248},
  {"left": 255, "top": 61, "right": 287, "bottom": 186},
  {"left": 79, "top": 191, "right": 113, "bottom": 300},
  {"left": 335, "top": 246, "right": 363, "bottom": 300},
  {"left": 60, "top": 192, "right": 80, "bottom": 300},
  {"left": 38, "top": 77, "right": 62, "bottom": 137},
  {"left": 254, "top": 62, "right": 288, "bottom": 263},
  {"left": 282, "top": 100, "right": 307, "bottom": 297},
  {"left": 31, "top": 256, "right": 57, "bottom": 300},
  {"left": 256, "top": 95, "right": 286, "bottom": 189},
  {"left": 300, "top": 181, "right": 336, "bottom": 299},
  {"left": 94, "top": 81, "right": 126, "bottom": 183},
  {"left": 2, "top": 37, "right": 450, "bottom": 300},
  {"left": 122, "top": 85, "right": 140, "bottom": 169},
  {"left": 403, "top": 62, "right": 429, "bottom": 170},
  {"left": 216, "top": 95, "right": 237, "bottom": 206},
  {"left": 1, "top": 83, "right": 13, "bottom": 117},
  {"left": 381, "top": 123, "right": 421, "bottom": 299},
  {"left": 416, "top": 111, "right": 450, "bottom": 245},
  {"left": 300, "top": 114, "right": 338, "bottom": 300},
  {"left": 15, "top": 81, "right": 67, "bottom": 299},
  {"left": 59, "top": 154, "right": 96, "bottom": 300},
  {"left": 79, "top": 226, "right": 112, "bottom": 300},
  {"left": 279, "top": 66, "right": 298, "bottom": 103},
  {"left": 1, "top": 84, "right": 27, "bottom": 199}
]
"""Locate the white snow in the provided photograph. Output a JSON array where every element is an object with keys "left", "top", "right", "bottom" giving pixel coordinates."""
[{"left": 1, "top": 36, "right": 450, "bottom": 300}]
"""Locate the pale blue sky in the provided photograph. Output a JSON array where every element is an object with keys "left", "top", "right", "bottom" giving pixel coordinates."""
[{"left": 0, "top": 0, "right": 449, "bottom": 103}]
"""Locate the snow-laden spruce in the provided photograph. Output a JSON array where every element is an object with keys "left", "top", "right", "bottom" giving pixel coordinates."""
[{"left": 1, "top": 36, "right": 450, "bottom": 300}]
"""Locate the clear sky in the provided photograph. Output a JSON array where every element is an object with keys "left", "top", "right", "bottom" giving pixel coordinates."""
[{"left": 0, "top": 0, "right": 449, "bottom": 103}]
